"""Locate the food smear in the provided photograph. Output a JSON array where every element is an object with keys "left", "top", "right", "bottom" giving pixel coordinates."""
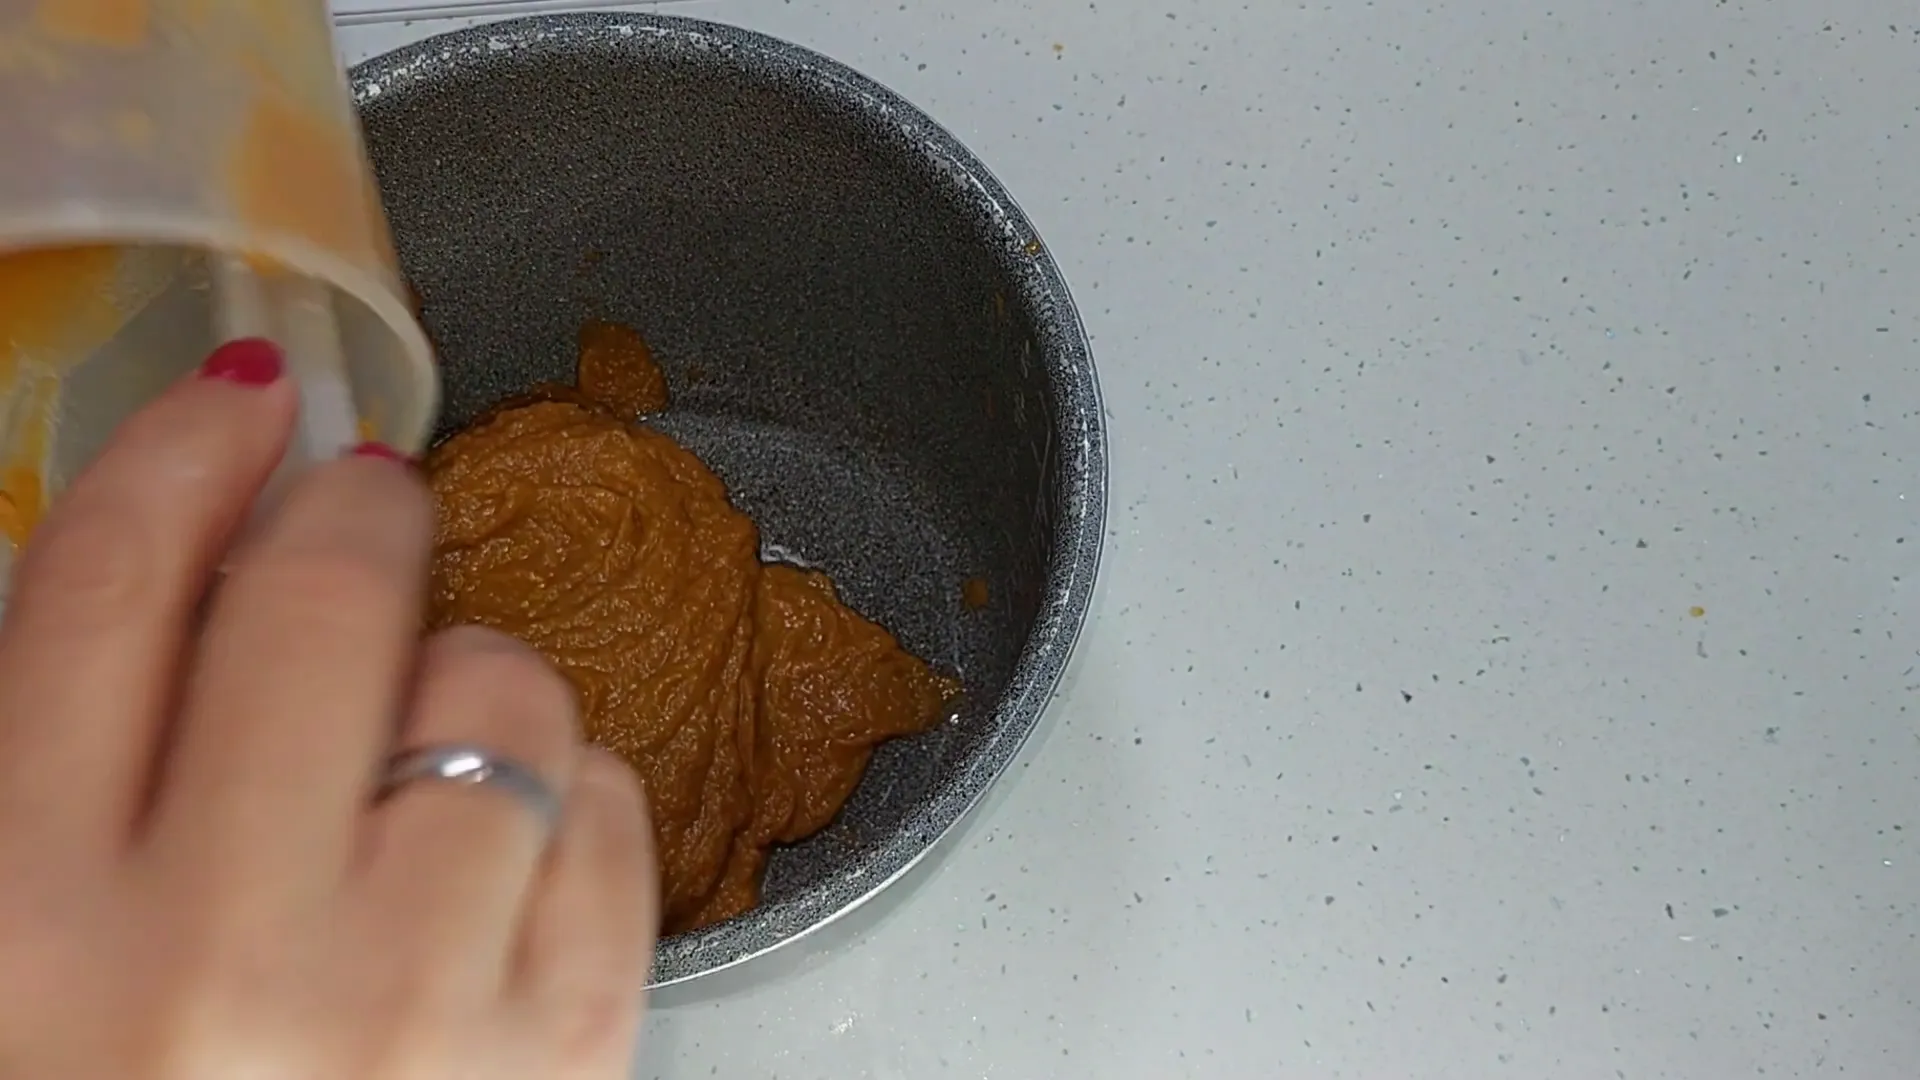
[
  {"left": 961, "top": 576, "right": 991, "bottom": 611},
  {"left": 425, "top": 325, "right": 958, "bottom": 933},
  {"left": 576, "top": 320, "right": 668, "bottom": 418}
]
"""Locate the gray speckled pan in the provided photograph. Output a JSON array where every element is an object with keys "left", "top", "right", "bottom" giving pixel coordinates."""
[{"left": 350, "top": 13, "right": 1105, "bottom": 987}]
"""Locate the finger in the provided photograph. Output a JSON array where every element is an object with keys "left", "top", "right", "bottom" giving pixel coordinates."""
[
  {"left": 0, "top": 340, "right": 293, "bottom": 856},
  {"left": 511, "top": 748, "right": 657, "bottom": 1075},
  {"left": 357, "top": 625, "right": 583, "bottom": 995},
  {"left": 143, "top": 444, "right": 430, "bottom": 908}
]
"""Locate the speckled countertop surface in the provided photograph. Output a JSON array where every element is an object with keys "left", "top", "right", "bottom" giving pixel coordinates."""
[{"left": 339, "top": 2, "right": 1918, "bottom": 1076}]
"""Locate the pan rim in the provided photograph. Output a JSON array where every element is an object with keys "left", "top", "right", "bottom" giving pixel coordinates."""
[{"left": 349, "top": 9, "right": 1109, "bottom": 988}]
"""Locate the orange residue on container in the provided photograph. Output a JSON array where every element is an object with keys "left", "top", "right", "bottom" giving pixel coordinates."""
[
  {"left": 227, "top": 0, "right": 346, "bottom": 109},
  {"left": 231, "top": 16, "right": 402, "bottom": 276},
  {"left": 0, "top": 468, "right": 44, "bottom": 546},
  {"left": 33, "top": 0, "right": 149, "bottom": 49},
  {"left": 0, "top": 32, "right": 70, "bottom": 80},
  {"left": 239, "top": 250, "right": 291, "bottom": 277},
  {"left": 0, "top": 246, "right": 123, "bottom": 356},
  {"left": 0, "top": 371, "right": 60, "bottom": 550},
  {"left": 0, "top": 246, "right": 127, "bottom": 551},
  {"left": 53, "top": 111, "right": 153, "bottom": 153},
  {"left": 228, "top": 94, "right": 373, "bottom": 268},
  {"left": 112, "top": 108, "right": 155, "bottom": 150},
  {"left": 241, "top": 0, "right": 315, "bottom": 39}
]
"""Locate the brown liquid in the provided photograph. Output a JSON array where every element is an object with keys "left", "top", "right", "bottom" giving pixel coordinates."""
[{"left": 424, "top": 327, "right": 956, "bottom": 932}]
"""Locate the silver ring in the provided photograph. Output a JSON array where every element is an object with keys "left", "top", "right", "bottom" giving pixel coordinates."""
[{"left": 377, "top": 745, "right": 561, "bottom": 834}]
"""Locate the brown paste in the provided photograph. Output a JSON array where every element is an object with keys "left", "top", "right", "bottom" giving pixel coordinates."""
[{"left": 424, "top": 323, "right": 957, "bottom": 933}]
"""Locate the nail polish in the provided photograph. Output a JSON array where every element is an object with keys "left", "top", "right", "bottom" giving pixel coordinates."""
[
  {"left": 351, "top": 441, "right": 408, "bottom": 464},
  {"left": 199, "top": 338, "right": 285, "bottom": 386}
]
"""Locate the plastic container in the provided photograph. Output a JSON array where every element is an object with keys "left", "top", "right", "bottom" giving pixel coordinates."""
[{"left": 0, "top": 0, "right": 438, "bottom": 564}]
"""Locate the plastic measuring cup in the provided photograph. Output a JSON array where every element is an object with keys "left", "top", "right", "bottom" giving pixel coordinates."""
[{"left": 0, "top": 0, "right": 437, "bottom": 567}]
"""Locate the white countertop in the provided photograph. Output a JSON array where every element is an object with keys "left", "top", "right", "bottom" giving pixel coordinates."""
[{"left": 339, "top": 2, "right": 1920, "bottom": 1076}]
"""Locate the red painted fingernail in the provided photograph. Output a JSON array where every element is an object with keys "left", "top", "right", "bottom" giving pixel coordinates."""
[
  {"left": 351, "top": 441, "right": 407, "bottom": 464},
  {"left": 199, "top": 338, "right": 285, "bottom": 386}
]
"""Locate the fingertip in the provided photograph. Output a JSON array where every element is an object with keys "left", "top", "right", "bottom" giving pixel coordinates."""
[
  {"left": 508, "top": 748, "right": 659, "bottom": 1023},
  {"left": 573, "top": 747, "right": 661, "bottom": 942}
]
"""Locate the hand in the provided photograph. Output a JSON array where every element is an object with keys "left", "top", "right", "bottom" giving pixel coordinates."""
[{"left": 0, "top": 339, "right": 658, "bottom": 1079}]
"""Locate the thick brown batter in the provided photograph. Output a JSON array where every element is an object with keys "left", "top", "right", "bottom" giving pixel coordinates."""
[{"left": 424, "top": 325, "right": 956, "bottom": 933}]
